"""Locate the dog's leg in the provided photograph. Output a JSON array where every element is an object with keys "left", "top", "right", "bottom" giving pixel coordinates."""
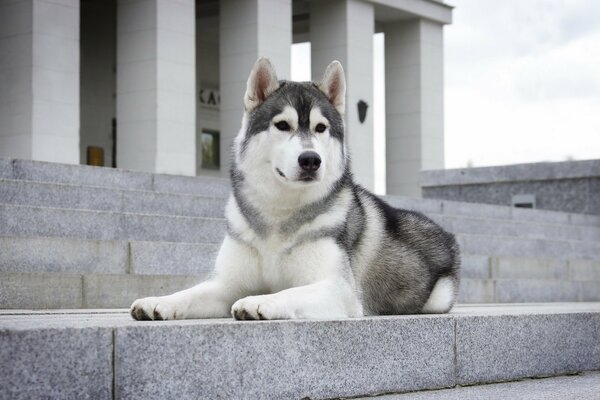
[
  {"left": 130, "top": 235, "right": 261, "bottom": 320},
  {"left": 231, "top": 238, "right": 363, "bottom": 320}
]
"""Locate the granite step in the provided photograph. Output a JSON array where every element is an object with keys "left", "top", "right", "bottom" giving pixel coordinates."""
[
  {"left": 385, "top": 195, "right": 600, "bottom": 228},
  {"left": 1, "top": 304, "right": 599, "bottom": 399},
  {"left": 0, "top": 157, "right": 230, "bottom": 197},
  {"left": 2, "top": 157, "right": 598, "bottom": 229},
  {"left": 2, "top": 235, "right": 599, "bottom": 308},
  {"left": 3, "top": 178, "right": 600, "bottom": 242},
  {"left": 0, "top": 178, "right": 226, "bottom": 218},
  {"left": 0, "top": 203, "right": 226, "bottom": 243}
]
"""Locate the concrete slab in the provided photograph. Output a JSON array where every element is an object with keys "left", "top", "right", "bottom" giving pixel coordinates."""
[
  {"left": 0, "top": 204, "right": 226, "bottom": 243},
  {"left": 0, "top": 323, "right": 113, "bottom": 399},
  {"left": 0, "top": 272, "right": 83, "bottom": 308},
  {"left": 83, "top": 274, "right": 200, "bottom": 308},
  {"left": 1, "top": 304, "right": 599, "bottom": 399},
  {"left": 456, "top": 311, "right": 600, "bottom": 384},
  {"left": 115, "top": 316, "right": 455, "bottom": 400},
  {"left": 130, "top": 240, "right": 218, "bottom": 276},
  {"left": 0, "top": 178, "right": 226, "bottom": 218},
  {"left": 0, "top": 236, "right": 128, "bottom": 274}
]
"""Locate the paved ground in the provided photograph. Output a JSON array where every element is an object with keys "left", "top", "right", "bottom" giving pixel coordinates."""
[{"left": 361, "top": 372, "right": 600, "bottom": 400}]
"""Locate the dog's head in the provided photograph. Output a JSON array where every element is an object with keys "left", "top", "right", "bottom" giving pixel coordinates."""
[{"left": 233, "top": 58, "right": 348, "bottom": 194}]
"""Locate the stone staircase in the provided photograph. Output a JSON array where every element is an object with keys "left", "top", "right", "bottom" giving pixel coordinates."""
[
  {"left": 1, "top": 158, "right": 600, "bottom": 399},
  {"left": 1, "top": 158, "right": 599, "bottom": 308}
]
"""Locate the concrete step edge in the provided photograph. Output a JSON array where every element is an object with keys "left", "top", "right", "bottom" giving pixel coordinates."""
[
  {"left": 1, "top": 303, "right": 599, "bottom": 399},
  {"left": 1, "top": 157, "right": 231, "bottom": 195}
]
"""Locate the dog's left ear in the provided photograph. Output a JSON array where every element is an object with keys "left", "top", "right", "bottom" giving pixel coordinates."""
[
  {"left": 319, "top": 60, "right": 346, "bottom": 115},
  {"left": 244, "top": 57, "right": 280, "bottom": 111}
]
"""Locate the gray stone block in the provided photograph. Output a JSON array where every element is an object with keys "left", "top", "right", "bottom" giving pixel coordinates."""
[
  {"left": 570, "top": 212, "right": 600, "bottom": 227},
  {"left": 570, "top": 240, "right": 600, "bottom": 261},
  {"left": 0, "top": 236, "right": 128, "bottom": 274},
  {"left": 0, "top": 157, "right": 13, "bottom": 179},
  {"left": 152, "top": 173, "right": 230, "bottom": 198},
  {"left": 445, "top": 215, "right": 584, "bottom": 242},
  {"left": 511, "top": 207, "right": 570, "bottom": 225},
  {"left": 383, "top": 195, "right": 443, "bottom": 214},
  {"left": 371, "top": 372, "right": 600, "bottom": 400},
  {"left": 12, "top": 158, "right": 153, "bottom": 190},
  {"left": 457, "top": 279, "right": 495, "bottom": 303},
  {"left": 130, "top": 241, "right": 219, "bottom": 276},
  {"left": 457, "top": 234, "right": 574, "bottom": 261},
  {"left": 0, "top": 178, "right": 122, "bottom": 213},
  {"left": 0, "top": 204, "right": 226, "bottom": 243},
  {"left": 0, "top": 324, "right": 113, "bottom": 400},
  {"left": 495, "top": 280, "right": 579, "bottom": 303},
  {"left": 580, "top": 282, "right": 600, "bottom": 301},
  {"left": 0, "top": 204, "right": 125, "bottom": 240},
  {"left": 123, "top": 213, "right": 226, "bottom": 243},
  {"left": 121, "top": 189, "right": 226, "bottom": 218},
  {"left": 491, "top": 257, "right": 568, "bottom": 280},
  {"left": 443, "top": 200, "right": 511, "bottom": 219},
  {"left": 569, "top": 259, "right": 600, "bottom": 281},
  {"left": 0, "top": 179, "right": 227, "bottom": 218},
  {"left": 83, "top": 274, "right": 200, "bottom": 308},
  {"left": 115, "top": 317, "right": 455, "bottom": 400},
  {"left": 456, "top": 312, "right": 600, "bottom": 384},
  {"left": 0, "top": 272, "right": 83, "bottom": 308},
  {"left": 460, "top": 255, "right": 490, "bottom": 279}
]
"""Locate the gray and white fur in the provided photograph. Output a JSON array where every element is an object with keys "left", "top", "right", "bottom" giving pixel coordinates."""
[{"left": 130, "top": 58, "right": 460, "bottom": 321}]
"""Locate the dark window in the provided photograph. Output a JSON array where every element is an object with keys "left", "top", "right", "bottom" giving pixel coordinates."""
[{"left": 201, "top": 129, "right": 220, "bottom": 170}]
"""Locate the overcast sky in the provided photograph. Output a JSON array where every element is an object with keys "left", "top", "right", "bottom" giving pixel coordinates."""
[
  {"left": 292, "top": 0, "right": 600, "bottom": 192},
  {"left": 444, "top": 0, "right": 600, "bottom": 169}
]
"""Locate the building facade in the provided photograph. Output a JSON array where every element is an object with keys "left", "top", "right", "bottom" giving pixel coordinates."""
[{"left": 0, "top": 0, "right": 452, "bottom": 196}]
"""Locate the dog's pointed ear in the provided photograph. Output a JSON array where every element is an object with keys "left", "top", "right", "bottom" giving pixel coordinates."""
[
  {"left": 319, "top": 60, "right": 346, "bottom": 115},
  {"left": 244, "top": 57, "right": 280, "bottom": 111}
]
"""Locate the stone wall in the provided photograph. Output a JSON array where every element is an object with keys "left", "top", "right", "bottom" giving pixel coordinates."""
[{"left": 420, "top": 159, "right": 600, "bottom": 215}]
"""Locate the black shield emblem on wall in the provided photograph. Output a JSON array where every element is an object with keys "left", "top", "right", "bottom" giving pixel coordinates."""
[{"left": 357, "top": 100, "right": 368, "bottom": 123}]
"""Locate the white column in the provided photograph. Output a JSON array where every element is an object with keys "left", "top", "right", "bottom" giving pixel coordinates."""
[
  {"left": 117, "top": 0, "right": 196, "bottom": 175},
  {"left": 219, "top": 0, "right": 292, "bottom": 177},
  {"left": 0, "top": 0, "right": 79, "bottom": 163},
  {"left": 384, "top": 19, "right": 444, "bottom": 197},
  {"left": 310, "top": 0, "right": 374, "bottom": 191}
]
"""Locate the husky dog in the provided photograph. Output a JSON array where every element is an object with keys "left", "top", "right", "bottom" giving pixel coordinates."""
[{"left": 130, "top": 58, "right": 460, "bottom": 321}]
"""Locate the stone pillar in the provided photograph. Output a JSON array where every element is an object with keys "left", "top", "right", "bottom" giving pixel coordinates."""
[
  {"left": 116, "top": 0, "right": 196, "bottom": 175},
  {"left": 384, "top": 19, "right": 444, "bottom": 197},
  {"left": 310, "top": 0, "right": 374, "bottom": 191},
  {"left": 0, "top": 0, "right": 80, "bottom": 163},
  {"left": 219, "top": 0, "right": 292, "bottom": 177}
]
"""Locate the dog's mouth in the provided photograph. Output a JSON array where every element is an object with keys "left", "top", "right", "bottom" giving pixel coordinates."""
[
  {"left": 298, "top": 172, "right": 317, "bottom": 182},
  {"left": 274, "top": 167, "right": 319, "bottom": 183}
]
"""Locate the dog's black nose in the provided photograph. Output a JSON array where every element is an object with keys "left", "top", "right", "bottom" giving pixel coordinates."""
[{"left": 298, "top": 151, "right": 321, "bottom": 172}]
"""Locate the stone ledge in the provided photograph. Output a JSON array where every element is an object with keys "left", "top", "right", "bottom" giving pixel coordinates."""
[
  {"left": 420, "top": 159, "right": 600, "bottom": 187},
  {"left": 1, "top": 304, "right": 599, "bottom": 400},
  {"left": 0, "top": 157, "right": 231, "bottom": 197}
]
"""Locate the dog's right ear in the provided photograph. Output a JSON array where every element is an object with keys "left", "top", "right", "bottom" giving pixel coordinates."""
[{"left": 244, "top": 57, "right": 279, "bottom": 111}]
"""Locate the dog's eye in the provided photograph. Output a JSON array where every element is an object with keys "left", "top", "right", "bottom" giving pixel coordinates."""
[
  {"left": 274, "top": 121, "right": 290, "bottom": 131},
  {"left": 315, "top": 123, "right": 327, "bottom": 133}
]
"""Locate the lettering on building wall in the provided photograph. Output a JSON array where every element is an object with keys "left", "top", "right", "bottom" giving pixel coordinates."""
[{"left": 199, "top": 88, "right": 220, "bottom": 109}]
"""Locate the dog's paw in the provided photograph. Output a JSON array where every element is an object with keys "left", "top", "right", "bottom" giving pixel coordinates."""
[
  {"left": 130, "top": 297, "right": 181, "bottom": 321},
  {"left": 231, "top": 295, "right": 289, "bottom": 320}
]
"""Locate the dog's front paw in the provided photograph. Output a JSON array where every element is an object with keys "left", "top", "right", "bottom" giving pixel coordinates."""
[
  {"left": 231, "top": 295, "right": 289, "bottom": 320},
  {"left": 130, "top": 296, "right": 182, "bottom": 321}
]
